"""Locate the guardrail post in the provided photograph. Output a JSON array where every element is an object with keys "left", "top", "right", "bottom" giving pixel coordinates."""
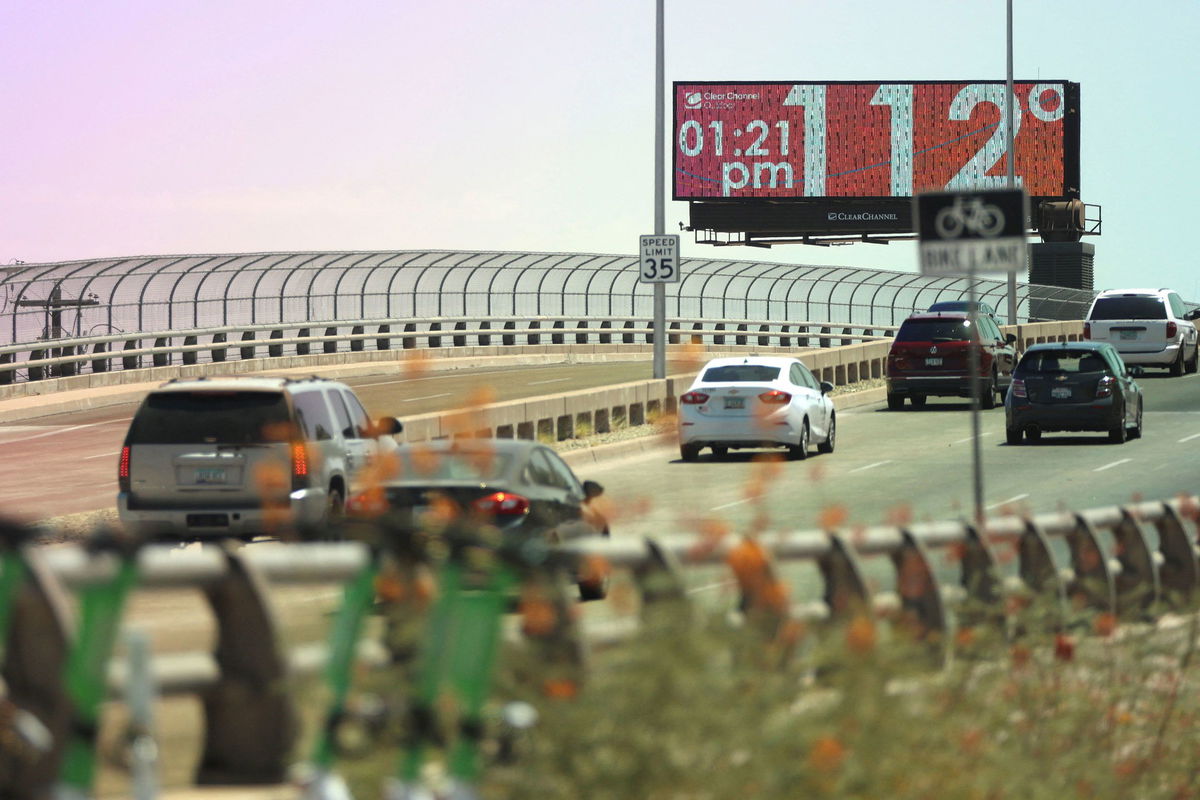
[
  {"left": 453, "top": 321, "right": 467, "bottom": 347},
  {"left": 713, "top": 323, "right": 725, "bottom": 345},
  {"left": 795, "top": 325, "right": 808, "bottom": 347},
  {"left": 817, "top": 534, "right": 871, "bottom": 620},
  {"left": 599, "top": 321, "right": 612, "bottom": 344},
  {"left": 735, "top": 323, "right": 747, "bottom": 345},
  {"left": 1016, "top": 521, "right": 1068, "bottom": 630},
  {"left": 27, "top": 349, "right": 45, "bottom": 381},
  {"left": 620, "top": 321, "right": 634, "bottom": 344},
  {"left": 240, "top": 331, "right": 257, "bottom": 360},
  {"left": 196, "top": 548, "right": 297, "bottom": 785},
  {"left": 644, "top": 320, "right": 654, "bottom": 345},
  {"left": 1061, "top": 516, "right": 1116, "bottom": 614},
  {"left": 575, "top": 321, "right": 589, "bottom": 345},
  {"left": 0, "top": 352, "right": 12, "bottom": 385},
  {"left": 403, "top": 323, "right": 416, "bottom": 349},
  {"left": 1109, "top": 512, "right": 1161, "bottom": 616},
  {"left": 819, "top": 326, "right": 831, "bottom": 348},
  {"left": 210, "top": 334, "right": 227, "bottom": 363},
  {"left": 1151, "top": 503, "right": 1199, "bottom": 607},
  {"left": 124, "top": 339, "right": 143, "bottom": 369},
  {"left": 502, "top": 321, "right": 515, "bottom": 347},
  {"left": 478, "top": 321, "right": 491, "bottom": 346},
  {"left": 55, "top": 346, "right": 76, "bottom": 378},
  {"left": 269, "top": 329, "right": 284, "bottom": 357},
  {"left": 376, "top": 324, "right": 390, "bottom": 351},
  {"left": 758, "top": 324, "right": 770, "bottom": 347},
  {"left": 959, "top": 526, "right": 1004, "bottom": 629},
  {"left": 690, "top": 322, "right": 703, "bottom": 345},
  {"left": 323, "top": 327, "right": 337, "bottom": 354},
  {"left": 779, "top": 325, "right": 791, "bottom": 348},
  {"left": 428, "top": 322, "right": 442, "bottom": 349},
  {"left": 668, "top": 321, "right": 680, "bottom": 344},
  {"left": 153, "top": 337, "right": 171, "bottom": 367},
  {"left": 88, "top": 343, "right": 108, "bottom": 374},
  {"left": 296, "top": 329, "right": 311, "bottom": 356},
  {"left": 183, "top": 335, "right": 198, "bottom": 365},
  {"left": 891, "top": 531, "right": 948, "bottom": 652},
  {"left": 350, "top": 325, "right": 364, "bottom": 352},
  {"left": 526, "top": 321, "right": 540, "bottom": 346}
]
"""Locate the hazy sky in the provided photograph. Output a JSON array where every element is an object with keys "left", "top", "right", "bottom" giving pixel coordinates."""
[{"left": 3, "top": 1, "right": 1197, "bottom": 296}]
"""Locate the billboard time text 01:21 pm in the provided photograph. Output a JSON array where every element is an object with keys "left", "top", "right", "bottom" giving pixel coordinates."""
[{"left": 673, "top": 81, "right": 1079, "bottom": 201}]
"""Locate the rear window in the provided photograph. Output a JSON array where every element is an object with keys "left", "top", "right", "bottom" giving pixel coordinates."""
[
  {"left": 127, "top": 391, "right": 292, "bottom": 444},
  {"left": 1088, "top": 296, "right": 1167, "bottom": 320},
  {"left": 895, "top": 318, "right": 975, "bottom": 342},
  {"left": 1018, "top": 351, "right": 1110, "bottom": 375},
  {"left": 398, "top": 449, "right": 512, "bottom": 481},
  {"left": 702, "top": 365, "right": 781, "bottom": 382}
]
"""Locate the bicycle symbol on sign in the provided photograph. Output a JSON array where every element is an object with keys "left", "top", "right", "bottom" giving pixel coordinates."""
[{"left": 934, "top": 196, "right": 1005, "bottom": 239}]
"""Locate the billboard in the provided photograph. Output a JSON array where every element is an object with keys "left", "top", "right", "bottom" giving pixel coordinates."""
[{"left": 674, "top": 81, "right": 1079, "bottom": 202}]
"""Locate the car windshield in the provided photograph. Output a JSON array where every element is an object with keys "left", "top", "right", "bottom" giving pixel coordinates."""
[
  {"left": 895, "top": 318, "right": 974, "bottom": 342},
  {"left": 702, "top": 365, "right": 781, "bottom": 382},
  {"left": 1089, "top": 296, "right": 1167, "bottom": 320},
  {"left": 1019, "top": 351, "right": 1110, "bottom": 375},
  {"left": 127, "top": 391, "right": 292, "bottom": 444},
  {"left": 398, "top": 449, "right": 513, "bottom": 481}
]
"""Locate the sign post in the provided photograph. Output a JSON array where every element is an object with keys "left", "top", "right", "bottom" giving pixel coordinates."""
[
  {"left": 639, "top": 233, "right": 679, "bottom": 379},
  {"left": 915, "top": 188, "right": 1028, "bottom": 526}
]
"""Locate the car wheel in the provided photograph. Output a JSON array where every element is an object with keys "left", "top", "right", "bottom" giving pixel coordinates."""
[
  {"left": 1108, "top": 404, "right": 1128, "bottom": 444},
  {"left": 788, "top": 421, "right": 810, "bottom": 460},
  {"left": 887, "top": 392, "right": 904, "bottom": 411},
  {"left": 817, "top": 414, "right": 836, "bottom": 454},
  {"left": 323, "top": 487, "right": 345, "bottom": 540},
  {"left": 711, "top": 446, "right": 729, "bottom": 459},
  {"left": 680, "top": 443, "right": 700, "bottom": 462},
  {"left": 1188, "top": 344, "right": 1199, "bottom": 374},
  {"left": 980, "top": 371, "right": 997, "bottom": 409},
  {"left": 1006, "top": 426, "right": 1022, "bottom": 445},
  {"left": 1170, "top": 347, "right": 1185, "bottom": 377},
  {"left": 1129, "top": 399, "right": 1143, "bottom": 439},
  {"left": 1026, "top": 426, "right": 1042, "bottom": 444},
  {"left": 909, "top": 394, "right": 927, "bottom": 408},
  {"left": 578, "top": 573, "right": 609, "bottom": 602}
]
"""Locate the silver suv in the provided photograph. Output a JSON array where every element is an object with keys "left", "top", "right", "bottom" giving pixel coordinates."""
[
  {"left": 1084, "top": 288, "right": 1199, "bottom": 376},
  {"left": 117, "top": 376, "right": 402, "bottom": 540}
]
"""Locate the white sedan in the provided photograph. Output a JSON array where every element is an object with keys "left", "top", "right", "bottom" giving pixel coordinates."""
[{"left": 677, "top": 356, "right": 836, "bottom": 461}]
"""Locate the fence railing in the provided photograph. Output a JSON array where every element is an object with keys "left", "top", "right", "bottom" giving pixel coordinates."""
[{"left": 0, "top": 490, "right": 1195, "bottom": 797}]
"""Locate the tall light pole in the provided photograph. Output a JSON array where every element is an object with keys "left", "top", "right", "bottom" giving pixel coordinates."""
[{"left": 653, "top": 0, "right": 667, "bottom": 378}]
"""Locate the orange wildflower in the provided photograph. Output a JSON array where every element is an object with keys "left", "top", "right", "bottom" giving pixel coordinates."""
[
  {"left": 808, "top": 735, "right": 847, "bottom": 773},
  {"left": 1011, "top": 644, "right": 1032, "bottom": 669},
  {"left": 542, "top": 679, "right": 578, "bottom": 700},
  {"left": 519, "top": 596, "right": 558, "bottom": 637},
  {"left": 845, "top": 615, "right": 876, "bottom": 655},
  {"left": 955, "top": 626, "right": 976, "bottom": 649},
  {"left": 1094, "top": 612, "right": 1118, "bottom": 638},
  {"left": 1054, "top": 633, "right": 1075, "bottom": 662}
]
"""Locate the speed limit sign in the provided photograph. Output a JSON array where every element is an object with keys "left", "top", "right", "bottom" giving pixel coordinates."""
[{"left": 638, "top": 234, "right": 680, "bottom": 283}]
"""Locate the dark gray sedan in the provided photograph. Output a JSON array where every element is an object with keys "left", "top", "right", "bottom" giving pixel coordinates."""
[{"left": 1004, "top": 342, "right": 1144, "bottom": 444}]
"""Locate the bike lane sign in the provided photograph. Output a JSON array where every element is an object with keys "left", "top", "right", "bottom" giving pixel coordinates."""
[{"left": 914, "top": 189, "right": 1029, "bottom": 275}]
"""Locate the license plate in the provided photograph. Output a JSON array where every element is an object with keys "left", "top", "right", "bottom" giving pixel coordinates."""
[
  {"left": 1119, "top": 330, "right": 1137, "bottom": 340},
  {"left": 925, "top": 357, "right": 943, "bottom": 366},
  {"left": 724, "top": 396, "right": 745, "bottom": 409},
  {"left": 1051, "top": 387, "right": 1072, "bottom": 399},
  {"left": 195, "top": 467, "right": 226, "bottom": 484}
]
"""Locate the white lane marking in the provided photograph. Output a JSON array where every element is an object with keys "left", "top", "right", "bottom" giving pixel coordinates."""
[
  {"left": 354, "top": 368, "right": 558, "bottom": 389},
  {"left": 687, "top": 580, "right": 735, "bottom": 595},
  {"left": 849, "top": 460, "right": 891, "bottom": 473},
  {"left": 1, "top": 419, "right": 129, "bottom": 444},
  {"left": 954, "top": 431, "right": 993, "bottom": 444},
  {"left": 1178, "top": 432, "right": 1200, "bottom": 443},
  {"left": 400, "top": 393, "right": 452, "bottom": 403},
  {"left": 0, "top": 426, "right": 54, "bottom": 434},
  {"left": 710, "top": 497, "right": 752, "bottom": 511},
  {"left": 529, "top": 378, "right": 570, "bottom": 386},
  {"left": 986, "top": 493, "right": 1029, "bottom": 510},
  {"left": 1094, "top": 458, "right": 1132, "bottom": 472},
  {"left": 83, "top": 450, "right": 122, "bottom": 460}
]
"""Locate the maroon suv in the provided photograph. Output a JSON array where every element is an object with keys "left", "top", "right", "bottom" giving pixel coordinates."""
[{"left": 885, "top": 311, "right": 1018, "bottom": 410}]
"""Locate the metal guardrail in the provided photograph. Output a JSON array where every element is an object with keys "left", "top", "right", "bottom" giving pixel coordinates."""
[
  {"left": 0, "top": 491, "right": 1195, "bottom": 796},
  {"left": 0, "top": 315, "right": 899, "bottom": 386}
]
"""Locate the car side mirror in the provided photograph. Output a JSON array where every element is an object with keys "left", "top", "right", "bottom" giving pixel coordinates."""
[
  {"left": 582, "top": 480, "right": 604, "bottom": 500},
  {"left": 1186, "top": 309, "right": 1200, "bottom": 321},
  {"left": 1005, "top": 333, "right": 1017, "bottom": 345},
  {"left": 1128, "top": 365, "right": 1144, "bottom": 378},
  {"left": 373, "top": 416, "right": 403, "bottom": 437},
  {"left": 819, "top": 381, "right": 834, "bottom": 395}
]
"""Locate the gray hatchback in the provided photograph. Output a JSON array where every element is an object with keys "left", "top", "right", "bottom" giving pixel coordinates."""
[{"left": 1004, "top": 342, "right": 1143, "bottom": 445}]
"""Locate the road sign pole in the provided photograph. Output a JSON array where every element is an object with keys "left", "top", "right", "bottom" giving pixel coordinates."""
[
  {"left": 968, "top": 275, "right": 984, "bottom": 527},
  {"left": 1005, "top": 0, "right": 1019, "bottom": 325},
  {"left": 652, "top": 0, "right": 666, "bottom": 379}
]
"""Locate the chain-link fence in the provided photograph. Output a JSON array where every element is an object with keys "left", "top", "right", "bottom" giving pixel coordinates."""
[{"left": 0, "top": 250, "right": 1097, "bottom": 346}]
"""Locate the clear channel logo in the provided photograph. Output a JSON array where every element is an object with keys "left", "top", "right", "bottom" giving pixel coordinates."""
[{"left": 685, "top": 92, "right": 702, "bottom": 109}]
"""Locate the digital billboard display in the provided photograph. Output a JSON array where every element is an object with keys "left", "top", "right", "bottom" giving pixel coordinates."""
[{"left": 674, "top": 81, "right": 1079, "bottom": 202}]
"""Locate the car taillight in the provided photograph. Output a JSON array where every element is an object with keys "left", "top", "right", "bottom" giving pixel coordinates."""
[
  {"left": 1096, "top": 376, "right": 1115, "bottom": 398},
  {"left": 1167, "top": 321, "right": 1178, "bottom": 339},
  {"left": 1083, "top": 322, "right": 1091, "bottom": 340},
  {"left": 758, "top": 390, "right": 791, "bottom": 404},
  {"left": 472, "top": 491, "right": 530, "bottom": 517},
  {"left": 118, "top": 446, "right": 131, "bottom": 492},
  {"left": 681, "top": 391, "right": 709, "bottom": 404},
  {"left": 1011, "top": 378, "right": 1026, "bottom": 399},
  {"left": 291, "top": 442, "right": 309, "bottom": 491}
]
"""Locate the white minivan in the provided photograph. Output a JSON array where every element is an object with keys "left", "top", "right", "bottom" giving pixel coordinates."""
[
  {"left": 117, "top": 376, "right": 402, "bottom": 540},
  {"left": 1084, "top": 288, "right": 1199, "bottom": 376}
]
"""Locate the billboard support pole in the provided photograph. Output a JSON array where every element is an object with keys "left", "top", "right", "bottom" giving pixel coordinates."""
[
  {"left": 1005, "top": 0, "right": 1019, "bottom": 325},
  {"left": 652, "top": 0, "right": 666, "bottom": 380}
]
